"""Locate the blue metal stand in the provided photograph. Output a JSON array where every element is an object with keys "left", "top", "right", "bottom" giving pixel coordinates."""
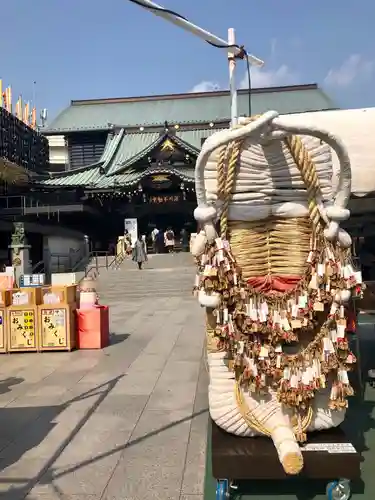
[{"left": 216, "top": 478, "right": 229, "bottom": 499}]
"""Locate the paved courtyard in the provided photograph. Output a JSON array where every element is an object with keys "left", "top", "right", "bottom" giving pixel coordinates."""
[{"left": 0, "top": 259, "right": 207, "bottom": 499}]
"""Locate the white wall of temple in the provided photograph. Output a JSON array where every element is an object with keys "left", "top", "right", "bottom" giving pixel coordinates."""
[{"left": 46, "top": 135, "right": 68, "bottom": 167}]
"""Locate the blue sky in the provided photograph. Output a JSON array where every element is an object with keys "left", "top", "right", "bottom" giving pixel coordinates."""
[{"left": 1, "top": 0, "right": 374, "bottom": 121}]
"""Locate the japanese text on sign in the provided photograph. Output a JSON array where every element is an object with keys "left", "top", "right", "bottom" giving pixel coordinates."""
[
  {"left": 149, "top": 195, "right": 180, "bottom": 204},
  {"left": 41, "top": 309, "right": 67, "bottom": 347},
  {"left": 300, "top": 442, "right": 356, "bottom": 454},
  {"left": 9, "top": 310, "right": 35, "bottom": 348}
]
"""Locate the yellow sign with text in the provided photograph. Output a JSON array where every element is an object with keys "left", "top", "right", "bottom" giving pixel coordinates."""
[
  {"left": 41, "top": 308, "right": 67, "bottom": 348},
  {"left": 9, "top": 309, "right": 36, "bottom": 349}
]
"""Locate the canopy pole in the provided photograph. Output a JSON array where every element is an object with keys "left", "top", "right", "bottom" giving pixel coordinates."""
[{"left": 228, "top": 28, "right": 238, "bottom": 127}]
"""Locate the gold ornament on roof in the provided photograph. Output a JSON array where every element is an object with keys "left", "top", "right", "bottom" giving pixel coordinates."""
[{"left": 160, "top": 138, "right": 175, "bottom": 152}]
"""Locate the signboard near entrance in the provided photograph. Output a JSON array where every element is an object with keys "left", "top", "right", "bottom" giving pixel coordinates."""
[
  {"left": 149, "top": 194, "right": 181, "bottom": 204},
  {"left": 124, "top": 218, "right": 138, "bottom": 245}
]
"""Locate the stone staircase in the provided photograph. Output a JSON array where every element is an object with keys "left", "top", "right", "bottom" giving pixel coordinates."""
[{"left": 96, "top": 253, "right": 196, "bottom": 301}]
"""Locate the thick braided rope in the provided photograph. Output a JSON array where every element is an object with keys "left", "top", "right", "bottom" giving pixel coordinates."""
[
  {"left": 218, "top": 119, "right": 324, "bottom": 235},
  {"left": 284, "top": 136, "right": 322, "bottom": 233},
  {"left": 235, "top": 381, "right": 313, "bottom": 438},
  {"left": 217, "top": 145, "right": 228, "bottom": 200},
  {"left": 220, "top": 141, "right": 242, "bottom": 238}
]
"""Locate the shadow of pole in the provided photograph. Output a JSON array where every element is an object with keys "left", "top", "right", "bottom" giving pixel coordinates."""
[{"left": 52, "top": 407, "right": 209, "bottom": 481}]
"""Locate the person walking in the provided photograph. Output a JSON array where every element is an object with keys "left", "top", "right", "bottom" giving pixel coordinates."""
[
  {"left": 132, "top": 236, "right": 148, "bottom": 270},
  {"left": 164, "top": 227, "right": 175, "bottom": 253}
]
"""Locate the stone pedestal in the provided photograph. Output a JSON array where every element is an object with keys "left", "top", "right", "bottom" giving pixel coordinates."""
[
  {"left": 9, "top": 222, "right": 31, "bottom": 286},
  {"left": 9, "top": 244, "right": 32, "bottom": 286}
]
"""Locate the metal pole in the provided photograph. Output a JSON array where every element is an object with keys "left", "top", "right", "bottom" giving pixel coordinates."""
[
  {"left": 127, "top": 0, "right": 264, "bottom": 68},
  {"left": 228, "top": 28, "right": 237, "bottom": 126}
]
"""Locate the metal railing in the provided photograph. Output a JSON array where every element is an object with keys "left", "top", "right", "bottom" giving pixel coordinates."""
[
  {"left": 32, "top": 246, "right": 87, "bottom": 274},
  {"left": 31, "top": 248, "right": 126, "bottom": 284},
  {"left": 81, "top": 251, "right": 126, "bottom": 279}
]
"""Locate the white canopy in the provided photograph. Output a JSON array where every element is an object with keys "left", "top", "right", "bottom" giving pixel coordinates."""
[{"left": 279, "top": 107, "right": 375, "bottom": 197}]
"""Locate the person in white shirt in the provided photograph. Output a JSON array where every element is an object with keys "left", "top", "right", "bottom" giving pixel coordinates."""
[
  {"left": 151, "top": 227, "right": 159, "bottom": 253},
  {"left": 164, "top": 227, "right": 175, "bottom": 253}
]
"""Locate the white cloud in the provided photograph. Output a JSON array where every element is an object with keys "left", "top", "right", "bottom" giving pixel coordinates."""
[
  {"left": 189, "top": 81, "right": 220, "bottom": 93},
  {"left": 324, "top": 54, "right": 374, "bottom": 88},
  {"left": 189, "top": 64, "right": 299, "bottom": 94},
  {"left": 241, "top": 64, "right": 299, "bottom": 88}
]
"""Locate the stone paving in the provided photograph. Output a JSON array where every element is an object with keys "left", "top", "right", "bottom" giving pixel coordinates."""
[{"left": 0, "top": 257, "right": 207, "bottom": 499}]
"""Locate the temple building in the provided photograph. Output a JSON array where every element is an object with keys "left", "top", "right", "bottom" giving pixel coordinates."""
[
  {"left": 0, "top": 83, "right": 336, "bottom": 270},
  {"left": 39, "top": 84, "right": 334, "bottom": 249}
]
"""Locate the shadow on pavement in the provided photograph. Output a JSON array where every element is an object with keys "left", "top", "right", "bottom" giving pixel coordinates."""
[
  {"left": 0, "top": 375, "right": 123, "bottom": 498},
  {"left": 0, "top": 378, "right": 23, "bottom": 395},
  {"left": 108, "top": 332, "right": 130, "bottom": 345},
  {"left": 0, "top": 374, "right": 208, "bottom": 499}
]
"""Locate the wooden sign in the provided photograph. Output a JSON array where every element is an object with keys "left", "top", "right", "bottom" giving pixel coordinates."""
[
  {"left": 151, "top": 174, "right": 170, "bottom": 182},
  {"left": 9, "top": 309, "right": 36, "bottom": 349},
  {"left": 41, "top": 308, "right": 67, "bottom": 348},
  {"left": 149, "top": 194, "right": 180, "bottom": 204},
  {"left": 146, "top": 173, "right": 172, "bottom": 190}
]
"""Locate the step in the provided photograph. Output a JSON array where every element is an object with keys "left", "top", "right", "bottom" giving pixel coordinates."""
[{"left": 94, "top": 254, "right": 196, "bottom": 301}]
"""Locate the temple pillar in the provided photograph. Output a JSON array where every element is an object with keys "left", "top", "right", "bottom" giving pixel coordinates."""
[{"left": 9, "top": 222, "right": 32, "bottom": 285}]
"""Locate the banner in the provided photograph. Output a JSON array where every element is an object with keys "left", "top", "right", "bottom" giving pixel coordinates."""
[
  {"left": 23, "top": 102, "right": 29, "bottom": 125},
  {"left": 5, "top": 87, "right": 12, "bottom": 113},
  {"left": 15, "top": 97, "right": 22, "bottom": 120},
  {"left": 124, "top": 218, "right": 138, "bottom": 246},
  {"left": 31, "top": 107, "right": 37, "bottom": 128}
]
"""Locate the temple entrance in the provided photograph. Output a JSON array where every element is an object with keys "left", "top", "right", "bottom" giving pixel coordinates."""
[
  {"left": 36, "top": 133, "right": 199, "bottom": 255},
  {"left": 136, "top": 207, "right": 195, "bottom": 236}
]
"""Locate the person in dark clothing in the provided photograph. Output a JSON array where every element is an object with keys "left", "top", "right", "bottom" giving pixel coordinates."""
[
  {"left": 155, "top": 229, "right": 164, "bottom": 253},
  {"left": 132, "top": 236, "right": 147, "bottom": 269},
  {"left": 180, "top": 228, "right": 189, "bottom": 252}
]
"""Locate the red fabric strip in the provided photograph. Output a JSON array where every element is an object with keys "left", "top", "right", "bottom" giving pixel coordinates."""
[{"left": 247, "top": 276, "right": 302, "bottom": 294}]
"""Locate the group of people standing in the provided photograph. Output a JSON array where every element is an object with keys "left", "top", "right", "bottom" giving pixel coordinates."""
[
  {"left": 121, "top": 226, "right": 190, "bottom": 270},
  {"left": 150, "top": 227, "right": 189, "bottom": 254}
]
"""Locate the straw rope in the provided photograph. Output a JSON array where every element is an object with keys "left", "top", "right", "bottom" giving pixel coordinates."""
[
  {"left": 217, "top": 116, "right": 324, "bottom": 236},
  {"left": 204, "top": 117, "right": 343, "bottom": 446},
  {"left": 235, "top": 380, "right": 313, "bottom": 437},
  {"left": 206, "top": 310, "right": 315, "bottom": 439},
  {"left": 228, "top": 217, "right": 311, "bottom": 281},
  {"left": 217, "top": 145, "right": 228, "bottom": 200},
  {"left": 285, "top": 135, "right": 322, "bottom": 234},
  {"left": 220, "top": 141, "right": 243, "bottom": 238}
]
